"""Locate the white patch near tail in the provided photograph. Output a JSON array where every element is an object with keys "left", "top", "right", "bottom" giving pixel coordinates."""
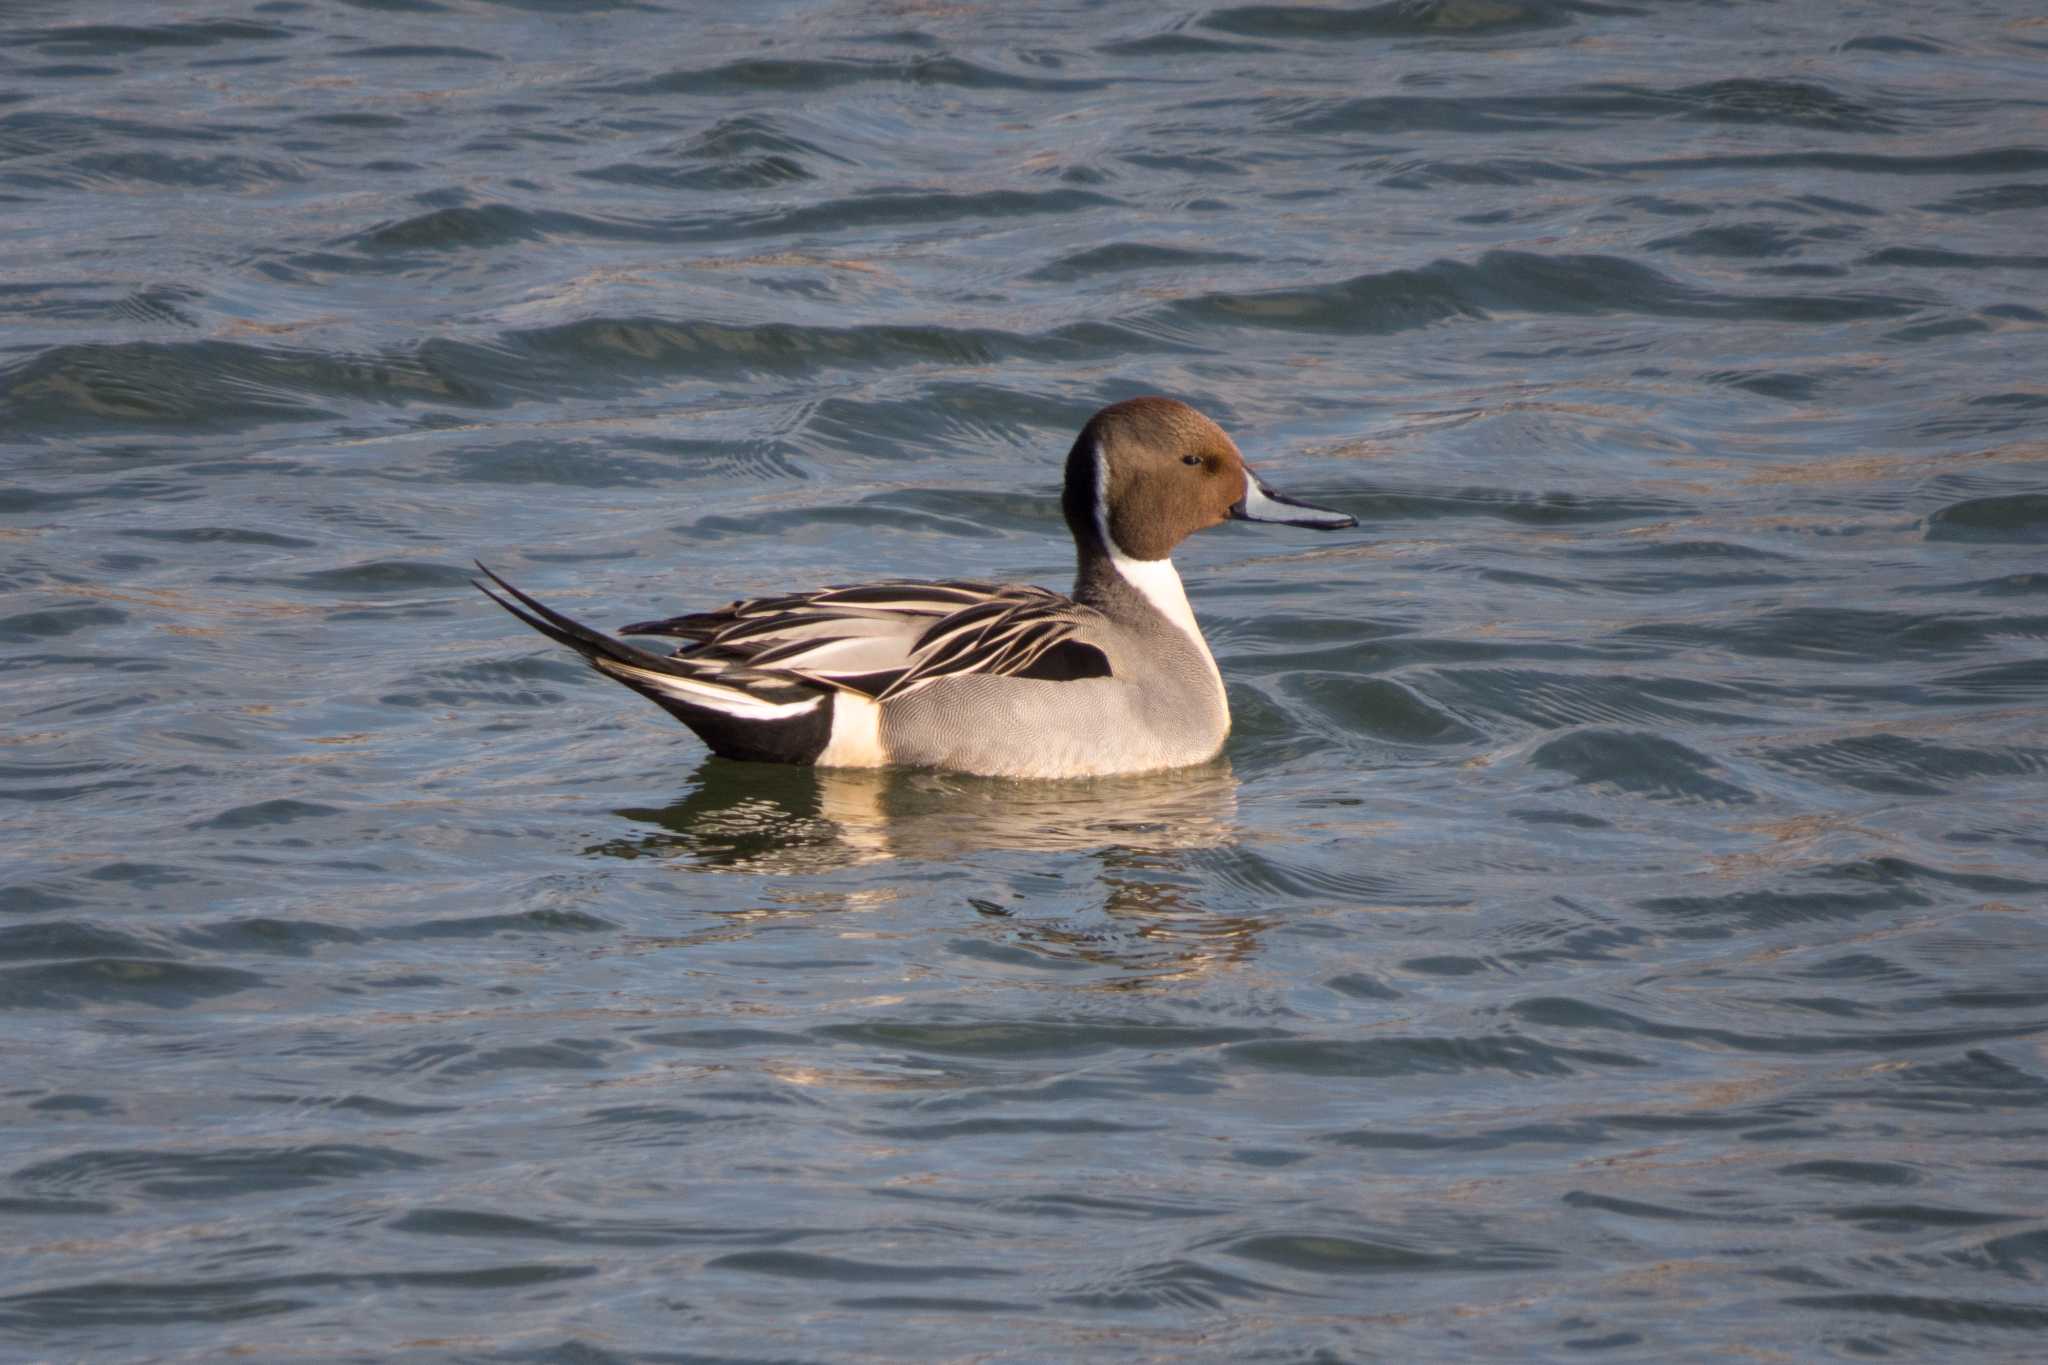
[
  {"left": 594, "top": 658, "right": 822, "bottom": 721},
  {"left": 817, "top": 691, "right": 886, "bottom": 768}
]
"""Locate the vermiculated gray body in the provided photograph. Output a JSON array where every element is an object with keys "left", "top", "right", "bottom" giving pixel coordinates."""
[{"left": 879, "top": 571, "right": 1229, "bottom": 778}]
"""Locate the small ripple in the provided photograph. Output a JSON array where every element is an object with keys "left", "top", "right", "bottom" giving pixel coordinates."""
[
  {"left": 1637, "top": 879, "right": 1907, "bottom": 933},
  {"left": 0, "top": 281, "right": 201, "bottom": 327},
  {"left": 1195, "top": 845, "right": 1456, "bottom": 906},
  {"left": 1203, "top": 0, "right": 1587, "bottom": 40},
  {"left": 1922, "top": 182, "right": 2048, "bottom": 215},
  {"left": 1562, "top": 1190, "right": 1785, "bottom": 1224},
  {"left": 498, "top": 315, "right": 1132, "bottom": 388},
  {"left": 0, "top": 959, "right": 266, "bottom": 1010},
  {"left": 438, "top": 1039, "right": 616, "bottom": 1077},
  {"left": 687, "top": 499, "right": 1003, "bottom": 544},
  {"left": 862, "top": 1116, "right": 1151, "bottom": 1140},
  {"left": 1261, "top": 77, "right": 1904, "bottom": 137},
  {"left": 1382, "top": 155, "right": 1606, "bottom": 189},
  {"left": 1658, "top": 77, "right": 1906, "bottom": 133},
  {"left": 1517, "top": 994, "right": 2048, "bottom": 1055},
  {"left": 1778, "top": 1159, "right": 1922, "bottom": 1187},
  {"left": 337, "top": 44, "right": 501, "bottom": 62},
  {"left": 1616, "top": 606, "right": 2001, "bottom": 662},
  {"left": 235, "top": 558, "right": 477, "bottom": 595},
  {"left": 195, "top": 798, "right": 344, "bottom": 830},
  {"left": 0, "top": 922, "right": 168, "bottom": 962},
  {"left": 25, "top": 151, "right": 305, "bottom": 192},
  {"left": 816, "top": 1018, "right": 1277, "bottom": 1058},
  {"left": 1825, "top": 1202, "right": 2018, "bottom": 1232},
  {"left": 1862, "top": 1050, "right": 2048, "bottom": 1112},
  {"left": 378, "top": 909, "right": 615, "bottom": 940},
  {"left": 1761, "top": 734, "right": 2047, "bottom": 797},
  {"left": 1527, "top": 728, "right": 1754, "bottom": 804},
  {"left": 1225, "top": 1033, "right": 1645, "bottom": 1077},
  {"left": 1026, "top": 241, "right": 1258, "bottom": 282},
  {"left": 0, "top": 1265, "right": 592, "bottom": 1331},
  {"left": 574, "top": 1105, "right": 724, "bottom": 1149},
  {"left": 607, "top": 54, "right": 1106, "bottom": 96},
  {"left": 350, "top": 202, "right": 610, "bottom": 251},
  {"left": 1865, "top": 245, "right": 2048, "bottom": 271},
  {"left": 685, "top": 114, "right": 847, "bottom": 163},
  {"left": 1929, "top": 658, "right": 2048, "bottom": 702},
  {"left": 173, "top": 917, "right": 365, "bottom": 956},
  {"left": 709, "top": 1250, "right": 1013, "bottom": 1283},
  {"left": 0, "top": 603, "right": 126, "bottom": 643},
  {"left": 1154, "top": 250, "right": 1917, "bottom": 340},
  {"left": 1927, "top": 492, "right": 2048, "bottom": 544},
  {"left": 5, "top": 101, "right": 239, "bottom": 160},
  {"left": 116, "top": 526, "right": 316, "bottom": 549},
  {"left": 1977, "top": 1227, "right": 2048, "bottom": 1276},
  {"left": 381, "top": 654, "right": 581, "bottom": 712},
  {"left": 10, "top": 1143, "right": 431, "bottom": 1201},
  {"left": 1780, "top": 1293, "right": 2048, "bottom": 1331},
  {"left": 721, "top": 188, "right": 1121, "bottom": 242},
  {"left": 345, "top": 185, "right": 1120, "bottom": 254},
  {"left": 1841, "top": 33, "right": 1951, "bottom": 54},
  {"left": 1278, "top": 672, "right": 1481, "bottom": 745},
  {"left": 579, "top": 154, "right": 816, "bottom": 192},
  {"left": 797, "top": 384, "right": 1090, "bottom": 467},
  {"left": 1566, "top": 538, "right": 1806, "bottom": 594},
  {"left": 1057, "top": 1257, "right": 1286, "bottom": 1309},
  {"left": 1915, "top": 391, "right": 2048, "bottom": 439},
  {"left": 1607, "top": 146, "right": 2048, "bottom": 178},
  {"left": 578, "top": 114, "right": 845, "bottom": 193},
  {"left": 835, "top": 1294, "right": 1039, "bottom": 1313},
  {"left": 985, "top": 1191, "right": 1226, "bottom": 1221},
  {"left": 1222, "top": 1229, "right": 1559, "bottom": 1274},
  {"left": 1428, "top": 669, "right": 1764, "bottom": 731},
  {"left": 1096, "top": 32, "right": 1276, "bottom": 56},
  {"left": 1339, "top": 483, "right": 1683, "bottom": 526},
  {"left": 0, "top": 339, "right": 490, "bottom": 434},
  {"left": 1647, "top": 222, "right": 1841, "bottom": 260},
  {"left": 6, "top": 19, "right": 288, "bottom": 58}
]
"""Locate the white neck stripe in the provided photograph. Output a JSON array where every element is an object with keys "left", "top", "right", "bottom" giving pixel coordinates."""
[{"left": 1091, "top": 441, "right": 1210, "bottom": 652}]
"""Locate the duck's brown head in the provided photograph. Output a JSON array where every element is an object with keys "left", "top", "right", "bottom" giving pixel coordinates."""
[{"left": 1062, "top": 397, "right": 1355, "bottom": 561}]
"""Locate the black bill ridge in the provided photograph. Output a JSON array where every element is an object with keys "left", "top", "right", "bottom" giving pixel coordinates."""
[{"left": 1228, "top": 466, "right": 1356, "bottom": 529}]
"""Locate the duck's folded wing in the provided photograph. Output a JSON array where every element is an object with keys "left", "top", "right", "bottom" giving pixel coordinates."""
[
  {"left": 880, "top": 593, "right": 1112, "bottom": 698},
  {"left": 623, "top": 580, "right": 1112, "bottom": 700},
  {"left": 620, "top": 580, "right": 995, "bottom": 642}
]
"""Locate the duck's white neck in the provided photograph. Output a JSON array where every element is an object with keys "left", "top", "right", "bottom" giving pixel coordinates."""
[
  {"left": 1106, "top": 545, "right": 1202, "bottom": 644},
  {"left": 1092, "top": 447, "right": 1211, "bottom": 653}
]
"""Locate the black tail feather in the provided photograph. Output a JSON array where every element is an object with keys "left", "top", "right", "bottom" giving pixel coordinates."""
[{"left": 473, "top": 561, "right": 684, "bottom": 677}]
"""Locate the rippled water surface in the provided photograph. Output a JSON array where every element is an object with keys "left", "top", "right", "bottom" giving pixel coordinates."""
[{"left": 5, "top": 0, "right": 2048, "bottom": 1358}]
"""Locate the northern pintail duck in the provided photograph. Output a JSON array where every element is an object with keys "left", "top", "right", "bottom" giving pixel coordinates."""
[{"left": 477, "top": 397, "right": 1354, "bottom": 778}]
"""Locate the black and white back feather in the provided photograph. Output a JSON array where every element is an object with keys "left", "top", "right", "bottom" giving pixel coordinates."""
[{"left": 620, "top": 578, "right": 1113, "bottom": 698}]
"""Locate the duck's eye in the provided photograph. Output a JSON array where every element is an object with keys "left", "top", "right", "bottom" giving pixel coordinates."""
[{"left": 1181, "top": 454, "right": 1203, "bottom": 467}]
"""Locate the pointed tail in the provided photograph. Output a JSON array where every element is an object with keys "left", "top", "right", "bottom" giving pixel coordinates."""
[{"left": 472, "top": 563, "right": 824, "bottom": 724}]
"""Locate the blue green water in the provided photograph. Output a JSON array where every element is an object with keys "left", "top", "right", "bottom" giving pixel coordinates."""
[{"left": 4, "top": 1, "right": 2047, "bottom": 1359}]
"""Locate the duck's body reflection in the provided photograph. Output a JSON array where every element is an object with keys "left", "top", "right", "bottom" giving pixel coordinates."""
[{"left": 589, "top": 758, "right": 1263, "bottom": 979}]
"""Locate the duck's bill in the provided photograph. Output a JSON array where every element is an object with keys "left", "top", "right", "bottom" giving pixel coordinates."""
[{"left": 1229, "top": 469, "right": 1357, "bottom": 530}]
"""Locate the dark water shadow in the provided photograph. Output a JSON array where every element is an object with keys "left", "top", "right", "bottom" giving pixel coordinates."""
[
  {"left": 589, "top": 759, "right": 1256, "bottom": 979},
  {"left": 588, "top": 757, "right": 1241, "bottom": 871}
]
